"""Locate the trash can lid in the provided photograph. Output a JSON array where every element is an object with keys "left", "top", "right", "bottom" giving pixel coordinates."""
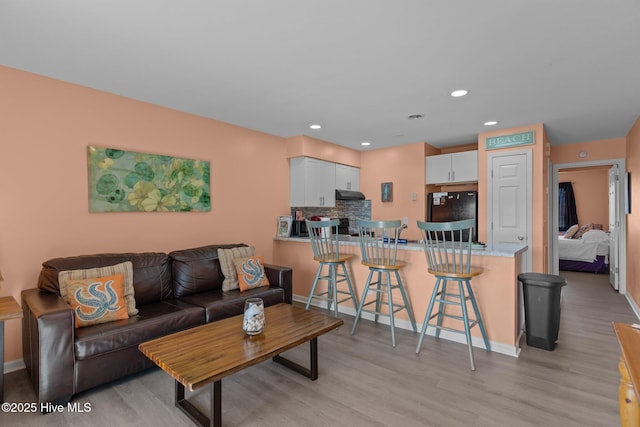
[{"left": 518, "top": 272, "right": 566, "bottom": 287}]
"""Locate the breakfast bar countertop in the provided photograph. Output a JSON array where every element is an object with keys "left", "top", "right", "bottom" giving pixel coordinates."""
[
  {"left": 274, "top": 235, "right": 527, "bottom": 258},
  {"left": 274, "top": 233, "right": 528, "bottom": 356}
]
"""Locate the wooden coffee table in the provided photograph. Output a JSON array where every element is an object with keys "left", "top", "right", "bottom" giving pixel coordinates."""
[{"left": 139, "top": 303, "right": 343, "bottom": 427}]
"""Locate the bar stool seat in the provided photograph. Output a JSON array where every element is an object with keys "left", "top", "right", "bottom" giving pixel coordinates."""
[
  {"left": 305, "top": 219, "right": 358, "bottom": 317},
  {"left": 350, "top": 219, "right": 417, "bottom": 347},
  {"left": 416, "top": 219, "right": 490, "bottom": 370}
]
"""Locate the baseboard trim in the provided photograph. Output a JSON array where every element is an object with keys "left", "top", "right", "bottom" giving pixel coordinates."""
[
  {"left": 625, "top": 292, "right": 640, "bottom": 320},
  {"left": 294, "top": 294, "right": 521, "bottom": 358},
  {"left": 4, "top": 359, "right": 25, "bottom": 373}
]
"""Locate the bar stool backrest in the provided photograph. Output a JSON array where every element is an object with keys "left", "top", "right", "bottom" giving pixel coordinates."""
[
  {"left": 306, "top": 219, "right": 341, "bottom": 261},
  {"left": 356, "top": 219, "right": 403, "bottom": 267},
  {"left": 417, "top": 219, "right": 475, "bottom": 275}
]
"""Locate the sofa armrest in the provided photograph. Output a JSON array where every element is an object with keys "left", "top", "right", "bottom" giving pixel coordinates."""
[
  {"left": 264, "top": 264, "right": 292, "bottom": 304},
  {"left": 22, "top": 288, "right": 75, "bottom": 405}
]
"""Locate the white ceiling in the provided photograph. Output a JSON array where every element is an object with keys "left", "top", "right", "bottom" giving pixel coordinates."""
[{"left": 1, "top": 1, "right": 639, "bottom": 150}]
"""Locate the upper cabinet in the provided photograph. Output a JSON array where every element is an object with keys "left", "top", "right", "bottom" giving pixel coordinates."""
[
  {"left": 335, "top": 164, "right": 360, "bottom": 191},
  {"left": 426, "top": 150, "right": 478, "bottom": 184},
  {"left": 290, "top": 157, "right": 336, "bottom": 207}
]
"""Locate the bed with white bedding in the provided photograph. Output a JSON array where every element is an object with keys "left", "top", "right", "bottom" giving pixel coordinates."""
[{"left": 558, "top": 229, "right": 610, "bottom": 273}]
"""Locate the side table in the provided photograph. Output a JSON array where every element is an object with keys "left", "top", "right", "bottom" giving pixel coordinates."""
[
  {"left": 0, "top": 296, "right": 22, "bottom": 403},
  {"left": 614, "top": 322, "right": 640, "bottom": 426}
]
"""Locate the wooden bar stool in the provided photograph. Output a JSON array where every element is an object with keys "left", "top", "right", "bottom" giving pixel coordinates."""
[
  {"left": 305, "top": 219, "right": 358, "bottom": 316},
  {"left": 416, "top": 219, "right": 490, "bottom": 370},
  {"left": 351, "top": 219, "right": 417, "bottom": 347}
]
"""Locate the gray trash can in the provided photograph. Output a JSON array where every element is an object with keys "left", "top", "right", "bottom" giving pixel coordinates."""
[{"left": 518, "top": 272, "right": 567, "bottom": 351}]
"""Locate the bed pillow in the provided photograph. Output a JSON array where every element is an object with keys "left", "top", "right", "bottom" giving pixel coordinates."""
[
  {"left": 573, "top": 223, "right": 592, "bottom": 239},
  {"left": 563, "top": 224, "right": 579, "bottom": 239},
  {"left": 581, "top": 229, "right": 609, "bottom": 242}
]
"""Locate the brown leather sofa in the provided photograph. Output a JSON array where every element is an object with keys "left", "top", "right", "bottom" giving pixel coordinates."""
[{"left": 21, "top": 243, "right": 292, "bottom": 405}]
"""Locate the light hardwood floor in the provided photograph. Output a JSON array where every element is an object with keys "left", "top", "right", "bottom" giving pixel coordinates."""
[{"left": 2, "top": 271, "right": 637, "bottom": 426}]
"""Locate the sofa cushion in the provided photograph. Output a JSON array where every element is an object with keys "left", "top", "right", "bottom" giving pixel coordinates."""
[
  {"left": 39, "top": 252, "right": 173, "bottom": 306},
  {"left": 74, "top": 299, "right": 204, "bottom": 360},
  {"left": 170, "top": 244, "right": 247, "bottom": 297},
  {"left": 58, "top": 261, "right": 138, "bottom": 316},
  {"left": 61, "top": 273, "right": 130, "bottom": 328},
  {"left": 179, "top": 287, "right": 285, "bottom": 322},
  {"left": 218, "top": 246, "right": 255, "bottom": 291},
  {"left": 233, "top": 256, "right": 270, "bottom": 291}
]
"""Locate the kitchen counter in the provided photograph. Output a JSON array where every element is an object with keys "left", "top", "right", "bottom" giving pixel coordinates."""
[
  {"left": 273, "top": 235, "right": 528, "bottom": 357},
  {"left": 275, "top": 235, "right": 527, "bottom": 258}
]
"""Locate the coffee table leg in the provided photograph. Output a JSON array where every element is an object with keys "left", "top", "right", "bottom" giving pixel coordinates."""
[
  {"left": 175, "top": 380, "right": 221, "bottom": 427},
  {"left": 272, "top": 337, "right": 318, "bottom": 380}
]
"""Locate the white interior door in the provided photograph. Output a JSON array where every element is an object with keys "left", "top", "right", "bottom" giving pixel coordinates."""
[
  {"left": 609, "top": 167, "right": 619, "bottom": 290},
  {"left": 489, "top": 151, "right": 532, "bottom": 273}
]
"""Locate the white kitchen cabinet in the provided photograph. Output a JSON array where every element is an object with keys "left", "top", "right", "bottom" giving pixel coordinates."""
[
  {"left": 335, "top": 164, "right": 360, "bottom": 191},
  {"left": 426, "top": 150, "right": 478, "bottom": 184},
  {"left": 290, "top": 157, "right": 336, "bottom": 207}
]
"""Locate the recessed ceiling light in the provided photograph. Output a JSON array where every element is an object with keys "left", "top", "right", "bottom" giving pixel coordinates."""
[
  {"left": 484, "top": 121, "right": 498, "bottom": 126},
  {"left": 361, "top": 141, "right": 371, "bottom": 146},
  {"left": 407, "top": 114, "right": 424, "bottom": 120},
  {"left": 309, "top": 124, "right": 321, "bottom": 130},
  {"left": 451, "top": 89, "right": 468, "bottom": 97}
]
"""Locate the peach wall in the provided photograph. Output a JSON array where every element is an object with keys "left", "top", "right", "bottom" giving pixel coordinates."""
[
  {"left": 551, "top": 138, "right": 626, "bottom": 164},
  {"left": 477, "top": 124, "right": 547, "bottom": 272},
  {"left": 273, "top": 240, "right": 522, "bottom": 350},
  {"left": 0, "top": 66, "right": 290, "bottom": 363},
  {"left": 360, "top": 142, "right": 426, "bottom": 241},
  {"left": 286, "top": 135, "right": 361, "bottom": 167},
  {"left": 558, "top": 168, "right": 610, "bottom": 230},
  {"left": 626, "top": 117, "right": 640, "bottom": 308}
]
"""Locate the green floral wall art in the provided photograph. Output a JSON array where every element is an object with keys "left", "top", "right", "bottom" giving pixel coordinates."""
[{"left": 87, "top": 146, "right": 211, "bottom": 212}]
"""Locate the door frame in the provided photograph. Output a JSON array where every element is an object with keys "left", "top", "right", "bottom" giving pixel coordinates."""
[
  {"left": 487, "top": 149, "right": 533, "bottom": 273},
  {"left": 550, "top": 158, "right": 627, "bottom": 295}
]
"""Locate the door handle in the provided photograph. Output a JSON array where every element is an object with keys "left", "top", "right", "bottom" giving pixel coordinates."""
[{"left": 517, "top": 235, "right": 525, "bottom": 241}]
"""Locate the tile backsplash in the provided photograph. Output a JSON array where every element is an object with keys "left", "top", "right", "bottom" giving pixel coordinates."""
[{"left": 291, "top": 200, "right": 372, "bottom": 233}]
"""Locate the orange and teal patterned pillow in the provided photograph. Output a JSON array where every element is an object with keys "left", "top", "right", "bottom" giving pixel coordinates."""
[
  {"left": 232, "top": 256, "right": 270, "bottom": 292},
  {"left": 58, "top": 261, "right": 138, "bottom": 316},
  {"left": 218, "top": 246, "right": 255, "bottom": 291},
  {"left": 61, "top": 273, "right": 129, "bottom": 328}
]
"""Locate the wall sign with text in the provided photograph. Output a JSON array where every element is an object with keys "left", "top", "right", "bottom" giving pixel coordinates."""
[{"left": 485, "top": 131, "right": 535, "bottom": 150}]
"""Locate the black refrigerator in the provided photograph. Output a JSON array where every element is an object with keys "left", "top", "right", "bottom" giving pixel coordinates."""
[{"left": 426, "top": 191, "right": 478, "bottom": 242}]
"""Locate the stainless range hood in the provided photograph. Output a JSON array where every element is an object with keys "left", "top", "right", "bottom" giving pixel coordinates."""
[{"left": 335, "top": 189, "right": 366, "bottom": 200}]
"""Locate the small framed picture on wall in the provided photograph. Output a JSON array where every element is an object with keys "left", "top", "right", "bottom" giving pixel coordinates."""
[{"left": 381, "top": 182, "right": 393, "bottom": 202}]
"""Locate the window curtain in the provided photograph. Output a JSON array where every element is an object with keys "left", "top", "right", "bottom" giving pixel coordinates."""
[{"left": 558, "top": 182, "right": 579, "bottom": 231}]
